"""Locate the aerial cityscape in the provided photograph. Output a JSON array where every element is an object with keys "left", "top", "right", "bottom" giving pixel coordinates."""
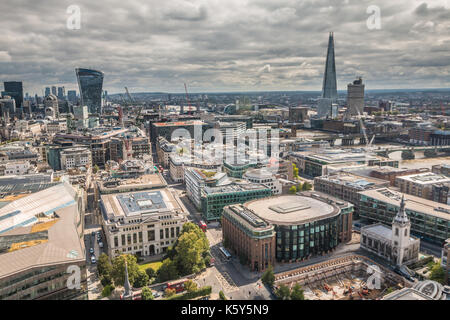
[{"left": 0, "top": 0, "right": 449, "bottom": 308}]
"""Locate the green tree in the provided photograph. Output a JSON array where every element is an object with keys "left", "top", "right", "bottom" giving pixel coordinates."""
[
  {"left": 101, "top": 284, "right": 115, "bottom": 297},
  {"left": 97, "top": 253, "right": 112, "bottom": 277},
  {"left": 219, "top": 290, "right": 227, "bottom": 300},
  {"left": 296, "top": 183, "right": 303, "bottom": 192},
  {"left": 429, "top": 262, "right": 446, "bottom": 284},
  {"left": 261, "top": 265, "right": 275, "bottom": 287},
  {"left": 184, "top": 280, "right": 198, "bottom": 293},
  {"left": 288, "top": 186, "right": 297, "bottom": 194},
  {"left": 165, "top": 288, "right": 176, "bottom": 297},
  {"left": 173, "top": 223, "right": 209, "bottom": 275},
  {"left": 134, "top": 270, "right": 150, "bottom": 288},
  {"left": 275, "top": 284, "right": 291, "bottom": 300},
  {"left": 111, "top": 254, "right": 140, "bottom": 287},
  {"left": 141, "top": 287, "right": 154, "bottom": 300},
  {"left": 93, "top": 164, "right": 99, "bottom": 174},
  {"left": 100, "top": 273, "right": 112, "bottom": 287},
  {"left": 302, "top": 181, "right": 312, "bottom": 191},
  {"left": 293, "top": 164, "right": 299, "bottom": 179},
  {"left": 290, "top": 283, "right": 305, "bottom": 300},
  {"left": 145, "top": 267, "right": 156, "bottom": 279},
  {"left": 156, "top": 258, "right": 179, "bottom": 282}
]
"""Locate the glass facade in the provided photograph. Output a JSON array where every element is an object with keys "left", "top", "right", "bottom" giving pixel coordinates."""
[
  {"left": 359, "top": 195, "right": 450, "bottom": 244},
  {"left": 75, "top": 68, "right": 104, "bottom": 114},
  {"left": 274, "top": 217, "right": 339, "bottom": 261}
]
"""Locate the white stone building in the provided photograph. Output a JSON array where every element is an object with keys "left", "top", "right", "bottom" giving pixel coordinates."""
[{"left": 361, "top": 195, "right": 420, "bottom": 266}]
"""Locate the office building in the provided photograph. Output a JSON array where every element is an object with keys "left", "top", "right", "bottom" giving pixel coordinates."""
[
  {"left": 345, "top": 77, "right": 364, "bottom": 118},
  {"left": 75, "top": 68, "right": 104, "bottom": 114},
  {"left": 44, "top": 94, "right": 59, "bottom": 119},
  {"left": 222, "top": 204, "right": 276, "bottom": 271},
  {"left": 0, "top": 183, "right": 87, "bottom": 300},
  {"left": 45, "top": 87, "right": 51, "bottom": 97},
  {"left": 57, "top": 87, "right": 65, "bottom": 100},
  {"left": 2, "top": 81, "right": 23, "bottom": 109},
  {"left": 60, "top": 147, "right": 92, "bottom": 170},
  {"left": 201, "top": 182, "right": 272, "bottom": 221},
  {"left": 395, "top": 172, "right": 450, "bottom": 200},
  {"left": 51, "top": 86, "right": 57, "bottom": 96},
  {"left": 442, "top": 239, "right": 450, "bottom": 284},
  {"left": 67, "top": 90, "right": 77, "bottom": 103},
  {"left": 100, "top": 189, "right": 187, "bottom": 257},
  {"left": 321, "top": 32, "right": 337, "bottom": 102},
  {"left": 359, "top": 188, "right": 450, "bottom": 243},
  {"left": 237, "top": 192, "right": 353, "bottom": 263},
  {"left": 185, "top": 168, "right": 229, "bottom": 210},
  {"left": 243, "top": 168, "right": 282, "bottom": 195},
  {"left": 314, "top": 172, "right": 389, "bottom": 216},
  {"left": 288, "top": 107, "right": 309, "bottom": 123}
]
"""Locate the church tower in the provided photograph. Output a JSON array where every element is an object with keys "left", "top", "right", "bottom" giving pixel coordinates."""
[{"left": 392, "top": 195, "right": 411, "bottom": 266}]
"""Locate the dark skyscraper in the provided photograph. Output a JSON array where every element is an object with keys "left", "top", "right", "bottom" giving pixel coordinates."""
[
  {"left": 67, "top": 90, "right": 77, "bottom": 103},
  {"left": 321, "top": 32, "right": 338, "bottom": 102},
  {"left": 45, "top": 87, "right": 51, "bottom": 96},
  {"left": 75, "top": 68, "right": 104, "bottom": 114},
  {"left": 2, "top": 81, "right": 24, "bottom": 108}
]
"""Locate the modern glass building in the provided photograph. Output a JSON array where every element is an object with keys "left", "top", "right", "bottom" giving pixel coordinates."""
[
  {"left": 359, "top": 188, "right": 450, "bottom": 244},
  {"left": 201, "top": 182, "right": 272, "bottom": 221},
  {"left": 242, "top": 192, "right": 353, "bottom": 263},
  {"left": 2, "top": 81, "right": 23, "bottom": 109},
  {"left": 75, "top": 68, "right": 104, "bottom": 114}
]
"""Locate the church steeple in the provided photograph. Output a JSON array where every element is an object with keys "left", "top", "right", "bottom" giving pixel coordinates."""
[
  {"left": 122, "top": 260, "right": 132, "bottom": 299},
  {"left": 393, "top": 195, "right": 410, "bottom": 226}
]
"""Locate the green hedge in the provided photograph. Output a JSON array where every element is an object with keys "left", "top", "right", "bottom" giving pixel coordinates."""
[{"left": 165, "top": 286, "right": 212, "bottom": 300}]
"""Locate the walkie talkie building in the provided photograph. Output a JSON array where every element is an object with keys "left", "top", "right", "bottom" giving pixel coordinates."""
[{"left": 75, "top": 68, "right": 104, "bottom": 114}]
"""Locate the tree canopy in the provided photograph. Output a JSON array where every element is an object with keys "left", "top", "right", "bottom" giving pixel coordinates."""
[{"left": 111, "top": 254, "right": 140, "bottom": 287}]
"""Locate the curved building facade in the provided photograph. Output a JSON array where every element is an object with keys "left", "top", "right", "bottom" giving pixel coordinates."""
[
  {"left": 75, "top": 68, "right": 104, "bottom": 114},
  {"left": 243, "top": 192, "right": 353, "bottom": 262}
]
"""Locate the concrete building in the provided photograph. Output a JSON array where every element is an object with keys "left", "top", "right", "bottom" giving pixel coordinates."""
[
  {"left": 383, "top": 280, "right": 448, "bottom": 300},
  {"left": 60, "top": 147, "right": 92, "bottom": 170},
  {"left": 395, "top": 172, "right": 450, "bottom": 200},
  {"left": 288, "top": 107, "right": 309, "bottom": 123},
  {"left": 359, "top": 188, "right": 450, "bottom": 244},
  {"left": 169, "top": 153, "right": 222, "bottom": 183},
  {"left": 345, "top": 77, "right": 365, "bottom": 117},
  {"left": 442, "top": 239, "right": 450, "bottom": 285},
  {"left": 0, "top": 183, "right": 87, "bottom": 300},
  {"left": 243, "top": 168, "right": 282, "bottom": 195},
  {"left": 44, "top": 94, "right": 59, "bottom": 119},
  {"left": 222, "top": 204, "right": 275, "bottom": 272},
  {"left": 100, "top": 188, "right": 187, "bottom": 257},
  {"left": 242, "top": 192, "right": 353, "bottom": 263},
  {"left": 361, "top": 196, "right": 420, "bottom": 266},
  {"left": 370, "top": 167, "right": 429, "bottom": 186}
]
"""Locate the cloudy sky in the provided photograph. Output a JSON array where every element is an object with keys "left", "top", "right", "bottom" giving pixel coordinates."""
[{"left": 1, "top": 0, "right": 450, "bottom": 95}]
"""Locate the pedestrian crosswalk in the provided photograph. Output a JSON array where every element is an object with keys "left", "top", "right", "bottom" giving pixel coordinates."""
[{"left": 216, "top": 271, "right": 238, "bottom": 292}]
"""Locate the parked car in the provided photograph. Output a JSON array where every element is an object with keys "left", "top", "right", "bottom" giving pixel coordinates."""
[
  {"left": 89, "top": 248, "right": 94, "bottom": 254},
  {"left": 90, "top": 255, "right": 97, "bottom": 264},
  {"left": 99, "top": 242, "right": 104, "bottom": 249},
  {"left": 153, "top": 292, "right": 160, "bottom": 298}
]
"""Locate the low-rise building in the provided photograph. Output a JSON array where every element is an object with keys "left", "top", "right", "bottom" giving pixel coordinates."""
[
  {"left": 314, "top": 172, "right": 389, "bottom": 217},
  {"left": 243, "top": 168, "right": 282, "bottom": 195},
  {"left": 370, "top": 167, "right": 429, "bottom": 186},
  {"left": 60, "top": 147, "right": 92, "bottom": 170},
  {"left": 185, "top": 168, "right": 229, "bottom": 210},
  {"left": 100, "top": 188, "right": 187, "bottom": 258},
  {"left": 395, "top": 172, "right": 450, "bottom": 200},
  {"left": 359, "top": 188, "right": 450, "bottom": 244},
  {"left": 222, "top": 204, "right": 275, "bottom": 272},
  {"left": 201, "top": 182, "right": 272, "bottom": 221}
]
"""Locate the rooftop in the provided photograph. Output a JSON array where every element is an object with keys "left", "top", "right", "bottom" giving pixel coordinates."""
[
  {"left": 317, "top": 172, "right": 389, "bottom": 190},
  {"left": 396, "top": 172, "right": 450, "bottom": 185},
  {"left": 203, "top": 182, "right": 271, "bottom": 195},
  {"left": 244, "top": 194, "right": 342, "bottom": 225},
  {"left": 359, "top": 188, "right": 450, "bottom": 220}
]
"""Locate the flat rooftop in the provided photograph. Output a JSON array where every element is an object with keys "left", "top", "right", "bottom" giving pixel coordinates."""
[
  {"left": 100, "top": 188, "right": 181, "bottom": 219},
  {"left": 318, "top": 172, "right": 388, "bottom": 190},
  {"left": 153, "top": 120, "right": 204, "bottom": 127},
  {"left": 245, "top": 195, "right": 340, "bottom": 225},
  {"left": 204, "top": 182, "right": 270, "bottom": 195},
  {"left": 359, "top": 188, "right": 450, "bottom": 220},
  {"left": 396, "top": 172, "right": 450, "bottom": 185}
]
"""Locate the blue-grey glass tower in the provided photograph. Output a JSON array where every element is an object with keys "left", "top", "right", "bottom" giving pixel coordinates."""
[
  {"left": 321, "top": 32, "right": 337, "bottom": 102},
  {"left": 75, "top": 68, "right": 104, "bottom": 114},
  {"left": 2, "top": 81, "right": 23, "bottom": 109}
]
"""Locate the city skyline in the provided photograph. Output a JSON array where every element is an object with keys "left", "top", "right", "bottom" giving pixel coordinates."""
[{"left": 1, "top": 0, "right": 450, "bottom": 94}]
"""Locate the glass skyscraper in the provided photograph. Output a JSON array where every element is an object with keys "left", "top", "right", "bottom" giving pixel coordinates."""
[
  {"left": 321, "top": 32, "right": 337, "bottom": 102},
  {"left": 75, "top": 68, "right": 104, "bottom": 114},
  {"left": 2, "top": 81, "right": 23, "bottom": 108}
]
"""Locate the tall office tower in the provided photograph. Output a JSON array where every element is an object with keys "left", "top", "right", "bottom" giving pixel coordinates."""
[
  {"left": 346, "top": 77, "right": 365, "bottom": 117},
  {"left": 75, "top": 68, "right": 104, "bottom": 114},
  {"left": 51, "top": 86, "right": 57, "bottom": 96},
  {"left": 2, "top": 81, "right": 24, "bottom": 109},
  {"left": 45, "top": 87, "right": 51, "bottom": 96},
  {"left": 67, "top": 90, "right": 77, "bottom": 103},
  {"left": 0, "top": 96, "right": 15, "bottom": 122},
  {"left": 321, "top": 32, "right": 338, "bottom": 102},
  {"left": 57, "top": 86, "right": 66, "bottom": 99}
]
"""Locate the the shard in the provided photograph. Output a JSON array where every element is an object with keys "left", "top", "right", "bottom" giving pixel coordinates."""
[{"left": 321, "top": 32, "right": 337, "bottom": 102}]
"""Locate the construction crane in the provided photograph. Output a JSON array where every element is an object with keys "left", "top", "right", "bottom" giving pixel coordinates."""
[
  {"left": 184, "top": 83, "right": 193, "bottom": 114},
  {"left": 125, "top": 87, "right": 134, "bottom": 104}
]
